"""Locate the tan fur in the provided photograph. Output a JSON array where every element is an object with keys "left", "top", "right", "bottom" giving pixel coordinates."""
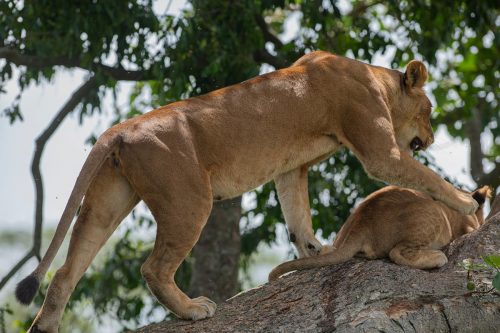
[
  {"left": 269, "top": 186, "right": 491, "bottom": 281},
  {"left": 19, "top": 51, "right": 479, "bottom": 333}
]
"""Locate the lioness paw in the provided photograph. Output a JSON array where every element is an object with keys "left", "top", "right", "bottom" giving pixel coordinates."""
[
  {"left": 185, "top": 296, "right": 217, "bottom": 321},
  {"left": 441, "top": 190, "right": 479, "bottom": 215},
  {"left": 291, "top": 233, "right": 322, "bottom": 258},
  {"left": 456, "top": 192, "right": 479, "bottom": 215}
]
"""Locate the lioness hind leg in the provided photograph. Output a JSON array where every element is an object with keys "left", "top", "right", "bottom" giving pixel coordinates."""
[
  {"left": 119, "top": 131, "right": 217, "bottom": 320},
  {"left": 140, "top": 189, "right": 215, "bottom": 321},
  {"left": 389, "top": 243, "right": 448, "bottom": 269},
  {"left": 30, "top": 161, "right": 139, "bottom": 333}
]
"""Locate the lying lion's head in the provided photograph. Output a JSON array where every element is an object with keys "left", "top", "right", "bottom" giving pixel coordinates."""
[{"left": 394, "top": 60, "right": 434, "bottom": 153}]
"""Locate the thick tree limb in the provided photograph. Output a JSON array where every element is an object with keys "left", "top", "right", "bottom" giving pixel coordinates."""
[
  {"left": 0, "top": 76, "right": 99, "bottom": 292},
  {"left": 0, "top": 46, "right": 152, "bottom": 81},
  {"left": 135, "top": 201, "right": 500, "bottom": 332}
]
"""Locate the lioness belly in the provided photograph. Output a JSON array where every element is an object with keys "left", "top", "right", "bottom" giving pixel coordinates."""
[{"left": 210, "top": 135, "right": 339, "bottom": 200}]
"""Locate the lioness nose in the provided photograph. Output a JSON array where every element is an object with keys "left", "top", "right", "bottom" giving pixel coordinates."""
[{"left": 427, "top": 132, "right": 435, "bottom": 147}]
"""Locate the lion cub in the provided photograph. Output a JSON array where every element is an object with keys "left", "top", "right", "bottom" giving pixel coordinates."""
[{"left": 269, "top": 185, "right": 491, "bottom": 281}]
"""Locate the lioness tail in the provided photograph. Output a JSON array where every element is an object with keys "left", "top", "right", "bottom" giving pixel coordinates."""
[{"left": 15, "top": 132, "right": 121, "bottom": 305}]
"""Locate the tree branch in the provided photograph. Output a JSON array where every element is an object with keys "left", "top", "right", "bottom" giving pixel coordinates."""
[
  {"left": 253, "top": 48, "right": 288, "bottom": 69},
  {"left": 477, "top": 163, "right": 500, "bottom": 190},
  {"left": 0, "top": 46, "right": 152, "bottom": 81},
  {"left": 0, "top": 249, "right": 35, "bottom": 290},
  {"left": 0, "top": 76, "right": 99, "bottom": 292},
  {"left": 0, "top": 46, "right": 78, "bottom": 68},
  {"left": 349, "top": 0, "right": 384, "bottom": 17},
  {"left": 254, "top": 15, "right": 284, "bottom": 49},
  {"left": 487, "top": 195, "right": 500, "bottom": 219},
  {"left": 465, "top": 106, "right": 485, "bottom": 183}
]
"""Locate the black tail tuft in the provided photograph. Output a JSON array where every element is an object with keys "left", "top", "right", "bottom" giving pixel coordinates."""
[
  {"left": 15, "top": 274, "right": 40, "bottom": 305},
  {"left": 472, "top": 191, "right": 486, "bottom": 205},
  {"left": 471, "top": 185, "right": 492, "bottom": 206}
]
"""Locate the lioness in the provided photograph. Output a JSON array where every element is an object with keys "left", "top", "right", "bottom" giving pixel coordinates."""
[
  {"left": 16, "top": 51, "right": 478, "bottom": 333},
  {"left": 269, "top": 185, "right": 491, "bottom": 281}
]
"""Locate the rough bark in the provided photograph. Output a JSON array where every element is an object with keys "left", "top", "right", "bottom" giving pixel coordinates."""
[
  {"left": 189, "top": 196, "right": 242, "bottom": 303},
  {"left": 136, "top": 197, "right": 500, "bottom": 333}
]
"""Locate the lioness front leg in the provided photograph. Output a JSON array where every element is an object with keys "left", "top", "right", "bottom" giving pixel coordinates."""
[
  {"left": 365, "top": 151, "right": 477, "bottom": 214},
  {"left": 275, "top": 166, "right": 322, "bottom": 257},
  {"left": 343, "top": 115, "right": 477, "bottom": 215}
]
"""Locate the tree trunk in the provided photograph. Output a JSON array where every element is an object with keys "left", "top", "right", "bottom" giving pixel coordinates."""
[
  {"left": 137, "top": 199, "right": 500, "bottom": 332},
  {"left": 188, "top": 196, "right": 242, "bottom": 303}
]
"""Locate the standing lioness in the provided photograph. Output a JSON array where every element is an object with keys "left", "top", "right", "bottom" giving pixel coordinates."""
[
  {"left": 16, "top": 51, "right": 477, "bottom": 333},
  {"left": 269, "top": 186, "right": 491, "bottom": 281}
]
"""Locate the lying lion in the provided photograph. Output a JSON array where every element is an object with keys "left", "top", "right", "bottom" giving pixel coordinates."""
[
  {"left": 16, "top": 51, "right": 478, "bottom": 333},
  {"left": 269, "top": 185, "right": 491, "bottom": 281}
]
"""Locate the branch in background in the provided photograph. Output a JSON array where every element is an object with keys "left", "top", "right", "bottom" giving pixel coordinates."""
[
  {"left": 0, "top": 250, "right": 35, "bottom": 290},
  {"left": 487, "top": 193, "right": 500, "bottom": 219},
  {"left": 349, "top": 0, "right": 384, "bottom": 17},
  {"left": 254, "top": 15, "right": 284, "bottom": 49},
  {"left": 253, "top": 48, "right": 288, "bottom": 69},
  {"left": 0, "top": 76, "right": 99, "bottom": 292},
  {"left": 477, "top": 163, "right": 500, "bottom": 191},
  {"left": 0, "top": 46, "right": 152, "bottom": 81},
  {"left": 253, "top": 13, "right": 292, "bottom": 70},
  {"left": 465, "top": 106, "right": 485, "bottom": 183},
  {"left": 437, "top": 100, "right": 498, "bottom": 190},
  {"left": 0, "top": 46, "right": 77, "bottom": 68},
  {"left": 463, "top": 100, "right": 499, "bottom": 190}
]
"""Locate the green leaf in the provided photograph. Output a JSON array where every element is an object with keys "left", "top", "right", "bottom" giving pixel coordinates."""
[
  {"left": 493, "top": 272, "right": 500, "bottom": 292},
  {"left": 482, "top": 255, "right": 500, "bottom": 270}
]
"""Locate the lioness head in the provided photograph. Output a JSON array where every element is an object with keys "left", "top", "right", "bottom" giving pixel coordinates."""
[{"left": 394, "top": 60, "right": 434, "bottom": 153}]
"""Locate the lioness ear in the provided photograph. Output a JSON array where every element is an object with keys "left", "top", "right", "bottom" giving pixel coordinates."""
[{"left": 404, "top": 60, "right": 428, "bottom": 89}]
